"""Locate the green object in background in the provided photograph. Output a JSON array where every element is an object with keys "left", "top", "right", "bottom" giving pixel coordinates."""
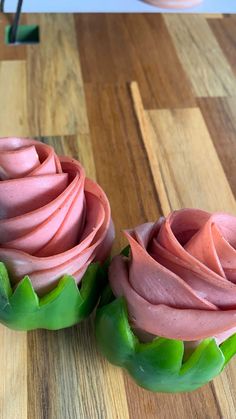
[
  {"left": 5, "top": 25, "right": 40, "bottom": 44},
  {"left": 95, "top": 292, "right": 236, "bottom": 393},
  {"left": 0, "top": 261, "right": 104, "bottom": 331}
]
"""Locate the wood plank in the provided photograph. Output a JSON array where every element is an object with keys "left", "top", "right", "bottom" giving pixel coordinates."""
[
  {"left": 0, "top": 13, "right": 26, "bottom": 61},
  {"left": 0, "top": 29, "right": 28, "bottom": 419},
  {"left": 209, "top": 16, "right": 236, "bottom": 76},
  {"left": 28, "top": 320, "right": 130, "bottom": 419},
  {"left": 85, "top": 82, "right": 162, "bottom": 253},
  {"left": 0, "top": 60, "right": 29, "bottom": 136},
  {"left": 212, "top": 371, "right": 236, "bottom": 419},
  {"left": 198, "top": 97, "right": 236, "bottom": 197},
  {"left": 0, "top": 327, "right": 27, "bottom": 419},
  {"left": 123, "top": 14, "right": 196, "bottom": 109},
  {"left": 130, "top": 82, "right": 171, "bottom": 216},
  {"left": 61, "top": 134, "right": 97, "bottom": 180},
  {"left": 131, "top": 85, "right": 236, "bottom": 417},
  {"left": 27, "top": 136, "right": 130, "bottom": 419},
  {"left": 204, "top": 14, "right": 223, "bottom": 19},
  {"left": 146, "top": 106, "right": 236, "bottom": 212},
  {"left": 164, "top": 14, "right": 236, "bottom": 97},
  {"left": 26, "top": 14, "right": 89, "bottom": 136},
  {"left": 125, "top": 373, "right": 221, "bottom": 419},
  {"left": 75, "top": 14, "right": 195, "bottom": 109},
  {"left": 75, "top": 15, "right": 143, "bottom": 83}
]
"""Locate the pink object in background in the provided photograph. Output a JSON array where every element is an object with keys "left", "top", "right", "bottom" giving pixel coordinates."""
[{"left": 140, "top": 0, "right": 202, "bottom": 8}]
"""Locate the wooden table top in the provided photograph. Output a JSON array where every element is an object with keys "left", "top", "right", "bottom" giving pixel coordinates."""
[{"left": 0, "top": 12, "right": 236, "bottom": 419}]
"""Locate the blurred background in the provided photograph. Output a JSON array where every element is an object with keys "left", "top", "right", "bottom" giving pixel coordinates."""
[{"left": 2, "top": 0, "right": 236, "bottom": 13}]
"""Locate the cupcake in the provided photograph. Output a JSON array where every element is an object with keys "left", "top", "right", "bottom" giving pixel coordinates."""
[
  {"left": 96, "top": 209, "right": 236, "bottom": 392},
  {"left": 0, "top": 137, "right": 114, "bottom": 330}
]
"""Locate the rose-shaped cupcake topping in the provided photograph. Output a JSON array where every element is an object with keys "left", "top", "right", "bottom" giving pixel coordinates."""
[
  {"left": 109, "top": 209, "right": 236, "bottom": 343},
  {"left": 0, "top": 137, "right": 114, "bottom": 295},
  {"left": 140, "top": 0, "right": 202, "bottom": 9}
]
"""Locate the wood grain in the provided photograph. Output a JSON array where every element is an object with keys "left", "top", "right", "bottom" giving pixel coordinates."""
[
  {"left": 75, "top": 14, "right": 195, "bottom": 109},
  {"left": 146, "top": 106, "right": 236, "bottom": 212},
  {"left": 28, "top": 320, "right": 130, "bottom": 419},
  {"left": 198, "top": 97, "right": 236, "bottom": 197},
  {"left": 26, "top": 14, "right": 89, "bottom": 136},
  {"left": 204, "top": 14, "right": 223, "bottom": 19},
  {"left": 85, "top": 82, "right": 162, "bottom": 253},
  {"left": 165, "top": 14, "right": 236, "bottom": 97},
  {"left": 0, "top": 12, "right": 236, "bottom": 419},
  {"left": 125, "top": 371, "right": 222, "bottom": 419},
  {"left": 0, "top": 60, "right": 29, "bottom": 136},
  {"left": 0, "top": 327, "right": 27, "bottom": 419},
  {"left": 0, "top": 13, "right": 26, "bottom": 61},
  {"left": 209, "top": 15, "right": 236, "bottom": 75},
  {"left": 130, "top": 81, "right": 171, "bottom": 215},
  {"left": 63, "top": 135, "right": 97, "bottom": 180}
]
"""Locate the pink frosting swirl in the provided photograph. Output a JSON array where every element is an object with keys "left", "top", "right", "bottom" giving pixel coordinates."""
[
  {"left": 109, "top": 209, "right": 236, "bottom": 343},
  {"left": 0, "top": 138, "right": 114, "bottom": 295},
  {"left": 140, "top": 0, "right": 202, "bottom": 8}
]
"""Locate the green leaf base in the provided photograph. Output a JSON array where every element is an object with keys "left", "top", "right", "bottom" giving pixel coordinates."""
[
  {"left": 0, "top": 261, "right": 104, "bottom": 331},
  {"left": 95, "top": 293, "right": 236, "bottom": 393}
]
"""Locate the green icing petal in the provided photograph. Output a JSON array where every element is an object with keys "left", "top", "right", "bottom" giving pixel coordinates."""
[
  {"left": 11, "top": 276, "right": 39, "bottom": 311},
  {"left": 95, "top": 297, "right": 137, "bottom": 366},
  {"left": 126, "top": 338, "right": 184, "bottom": 392},
  {"left": 220, "top": 333, "right": 236, "bottom": 366},
  {"left": 177, "top": 339, "right": 225, "bottom": 392},
  {"left": 95, "top": 295, "right": 234, "bottom": 393},
  {"left": 0, "top": 262, "right": 102, "bottom": 331}
]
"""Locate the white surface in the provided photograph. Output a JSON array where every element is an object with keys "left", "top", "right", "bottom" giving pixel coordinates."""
[{"left": 4, "top": 0, "right": 236, "bottom": 13}]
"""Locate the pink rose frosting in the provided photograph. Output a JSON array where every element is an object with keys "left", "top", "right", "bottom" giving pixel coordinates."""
[
  {"left": 109, "top": 209, "right": 236, "bottom": 343},
  {"left": 0, "top": 137, "right": 114, "bottom": 295}
]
